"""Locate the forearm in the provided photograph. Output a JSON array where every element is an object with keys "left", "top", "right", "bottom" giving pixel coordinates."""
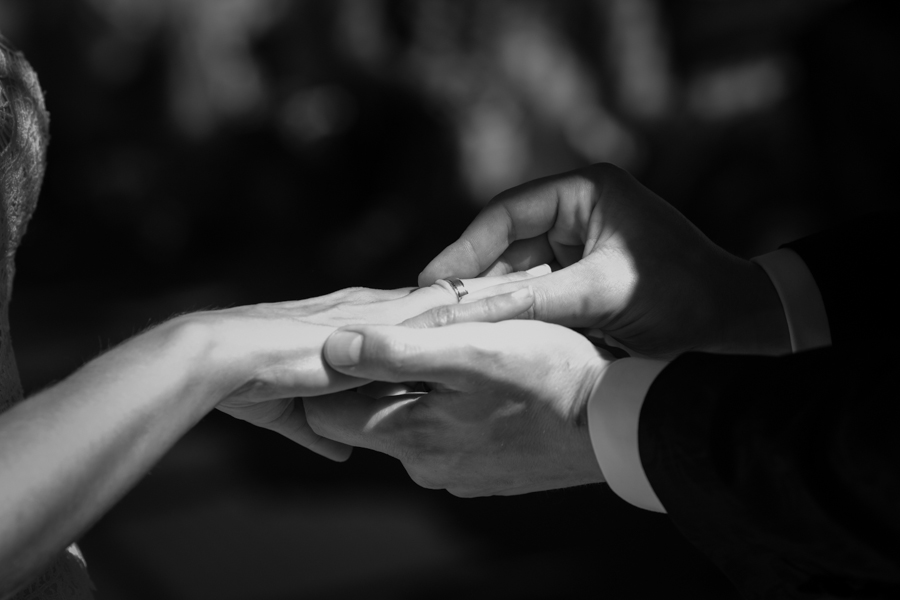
[
  {"left": 640, "top": 350, "right": 900, "bottom": 595},
  {"left": 0, "top": 317, "right": 227, "bottom": 594}
]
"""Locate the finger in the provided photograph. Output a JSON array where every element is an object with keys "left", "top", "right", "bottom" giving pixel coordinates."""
[
  {"left": 434, "top": 267, "right": 540, "bottom": 296},
  {"left": 264, "top": 399, "right": 354, "bottom": 462},
  {"left": 400, "top": 287, "right": 534, "bottom": 329},
  {"left": 322, "top": 322, "right": 494, "bottom": 386},
  {"left": 460, "top": 256, "right": 624, "bottom": 327},
  {"left": 392, "top": 266, "right": 547, "bottom": 323},
  {"left": 418, "top": 173, "right": 574, "bottom": 285},
  {"left": 356, "top": 381, "right": 428, "bottom": 398},
  {"left": 269, "top": 399, "right": 353, "bottom": 462},
  {"left": 479, "top": 237, "right": 556, "bottom": 277},
  {"left": 219, "top": 398, "right": 354, "bottom": 462},
  {"left": 304, "top": 392, "right": 418, "bottom": 455}
]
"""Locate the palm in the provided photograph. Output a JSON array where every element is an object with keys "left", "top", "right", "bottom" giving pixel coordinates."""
[{"left": 207, "top": 271, "right": 543, "bottom": 459}]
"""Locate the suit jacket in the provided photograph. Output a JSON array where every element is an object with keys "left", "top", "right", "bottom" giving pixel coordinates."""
[{"left": 639, "top": 213, "right": 900, "bottom": 599}]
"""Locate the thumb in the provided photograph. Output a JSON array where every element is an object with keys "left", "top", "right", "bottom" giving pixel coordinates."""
[{"left": 323, "top": 324, "right": 480, "bottom": 387}]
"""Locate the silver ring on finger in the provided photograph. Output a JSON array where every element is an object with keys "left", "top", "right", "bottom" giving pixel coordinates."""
[{"left": 440, "top": 277, "right": 468, "bottom": 302}]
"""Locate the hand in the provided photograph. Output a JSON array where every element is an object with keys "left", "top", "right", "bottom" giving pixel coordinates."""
[
  {"left": 304, "top": 317, "right": 610, "bottom": 497},
  {"left": 418, "top": 163, "right": 789, "bottom": 358},
  {"left": 204, "top": 272, "right": 541, "bottom": 461}
]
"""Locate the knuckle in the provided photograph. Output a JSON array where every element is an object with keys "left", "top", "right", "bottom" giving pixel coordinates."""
[
  {"left": 481, "top": 296, "right": 512, "bottom": 321},
  {"left": 416, "top": 305, "right": 455, "bottom": 329},
  {"left": 428, "top": 304, "right": 458, "bottom": 328}
]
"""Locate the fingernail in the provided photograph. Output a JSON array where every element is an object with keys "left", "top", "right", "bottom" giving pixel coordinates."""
[
  {"left": 526, "top": 264, "right": 551, "bottom": 276},
  {"left": 511, "top": 286, "right": 533, "bottom": 301},
  {"left": 327, "top": 331, "right": 363, "bottom": 366}
]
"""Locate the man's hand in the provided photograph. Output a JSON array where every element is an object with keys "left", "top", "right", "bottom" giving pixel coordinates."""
[
  {"left": 419, "top": 163, "right": 789, "bottom": 358},
  {"left": 304, "top": 319, "right": 610, "bottom": 497},
  {"left": 208, "top": 271, "right": 542, "bottom": 461}
]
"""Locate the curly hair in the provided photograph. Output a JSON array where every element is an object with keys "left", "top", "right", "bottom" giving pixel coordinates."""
[{"left": 0, "top": 35, "right": 50, "bottom": 268}]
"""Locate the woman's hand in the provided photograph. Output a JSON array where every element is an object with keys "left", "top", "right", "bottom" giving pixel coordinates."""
[
  {"left": 0, "top": 272, "right": 539, "bottom": 592},
  {"left": 207, "top": 271, "right": 544, "bottom": 460}
]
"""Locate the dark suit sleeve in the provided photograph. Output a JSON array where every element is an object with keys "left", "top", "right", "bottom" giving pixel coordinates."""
[{"left": 638, "top": 212, "right": 900, "bottom": 599}]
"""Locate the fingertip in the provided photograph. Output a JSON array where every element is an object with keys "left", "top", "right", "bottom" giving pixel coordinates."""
[
  {"left": 419, "top": 266, "right": 456, "bottom": 287},
  {"left": 417, "top": 270, "right": 434, "bottom": 287},
  {"left": 418, "top": 257, "right": 450, "bottom": 287},
  {"left": 324, "top": 330, "right": 363, "bottom": 368},
  {"left": 525, "top": 263, "right": 552, "bottom": 277},
  {"left": 311, "top": 437, "right": 354, "bottom": 462},
  {"left": 329, "top": 444, "right": 354, "bottom": 462}
]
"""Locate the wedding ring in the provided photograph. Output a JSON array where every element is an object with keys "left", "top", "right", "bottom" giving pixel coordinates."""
[{"left": 441, "top": 277, "right": 468, "bottom": 302}]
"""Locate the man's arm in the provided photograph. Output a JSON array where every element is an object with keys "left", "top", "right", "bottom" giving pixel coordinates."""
[
  {"left": 589, "top": 243, "right": 833, "bottom": 513},
  {"left": 639, "top": 347, "right": 900, "bottom": 597},
  {"left": 634, "top": 213, "right": 900, "bottom": 596},
  {"left": 313, "top": 204, "right": 900, "bottom": 596}
]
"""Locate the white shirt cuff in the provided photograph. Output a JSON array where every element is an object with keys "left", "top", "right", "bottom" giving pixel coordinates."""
[
  {"left": 751, "top": 248, "right": 831, "bottom": 352},
  {"left": 587, "top": 248, "right": 830, "bottom": 514},
  {"left": 588, "top": 358, "right": 668, "bottom": 513}
]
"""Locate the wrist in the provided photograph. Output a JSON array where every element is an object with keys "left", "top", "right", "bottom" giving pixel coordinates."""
[
  {"left": 574, "top": 357, "right": 614, "bottom": 482},
  {"left": 707, "top": 257, "right": 791, "bottom": 356},
  {"left": 156, "top": 313, "right": 244, "bottom": 412}
]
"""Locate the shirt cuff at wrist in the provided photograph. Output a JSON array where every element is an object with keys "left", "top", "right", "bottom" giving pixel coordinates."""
[
  {"left": 587, "top": 358, "right": 668, "bottom": 513},
  {"left": 752, "top": 248, "right": 831, "bottom": 353}
]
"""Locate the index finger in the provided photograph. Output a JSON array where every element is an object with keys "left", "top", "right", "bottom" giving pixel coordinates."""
[{"left": 418, "top": 173, "right": 568, "bottom": 285}]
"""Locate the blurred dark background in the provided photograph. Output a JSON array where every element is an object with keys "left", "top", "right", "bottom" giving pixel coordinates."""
[{"left": 3, "top": 0, "right": 898, "bottom": 598}]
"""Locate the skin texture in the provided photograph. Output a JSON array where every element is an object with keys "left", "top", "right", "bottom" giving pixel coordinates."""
[
  {"left": 211, "top": 272, "right": 540, "bottom": 461},
  {"left": 306, "top": 163, "right": 793, "bottom": 500},
  {"left": 1, "top": 32, "right": 553, "bottom": 598},
  {"left": 306, "top": 315, "right": 610, "bottom": 497},
  {"left": 0, "top": 270, "right": 539, "bottom": 597},
  {"left": 419, "top": 163, "right": 790, "bottom": 359}
]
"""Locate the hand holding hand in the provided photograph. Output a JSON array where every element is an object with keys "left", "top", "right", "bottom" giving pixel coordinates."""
[
  {"left": 419, "top": 163, "right": 789, "bottom": 358},
  {"left": 201, "top": 271, "right": 542, "bottom": 461},
  {"left": 304, "top": 317, "right": 609, "bottom": 497}
]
